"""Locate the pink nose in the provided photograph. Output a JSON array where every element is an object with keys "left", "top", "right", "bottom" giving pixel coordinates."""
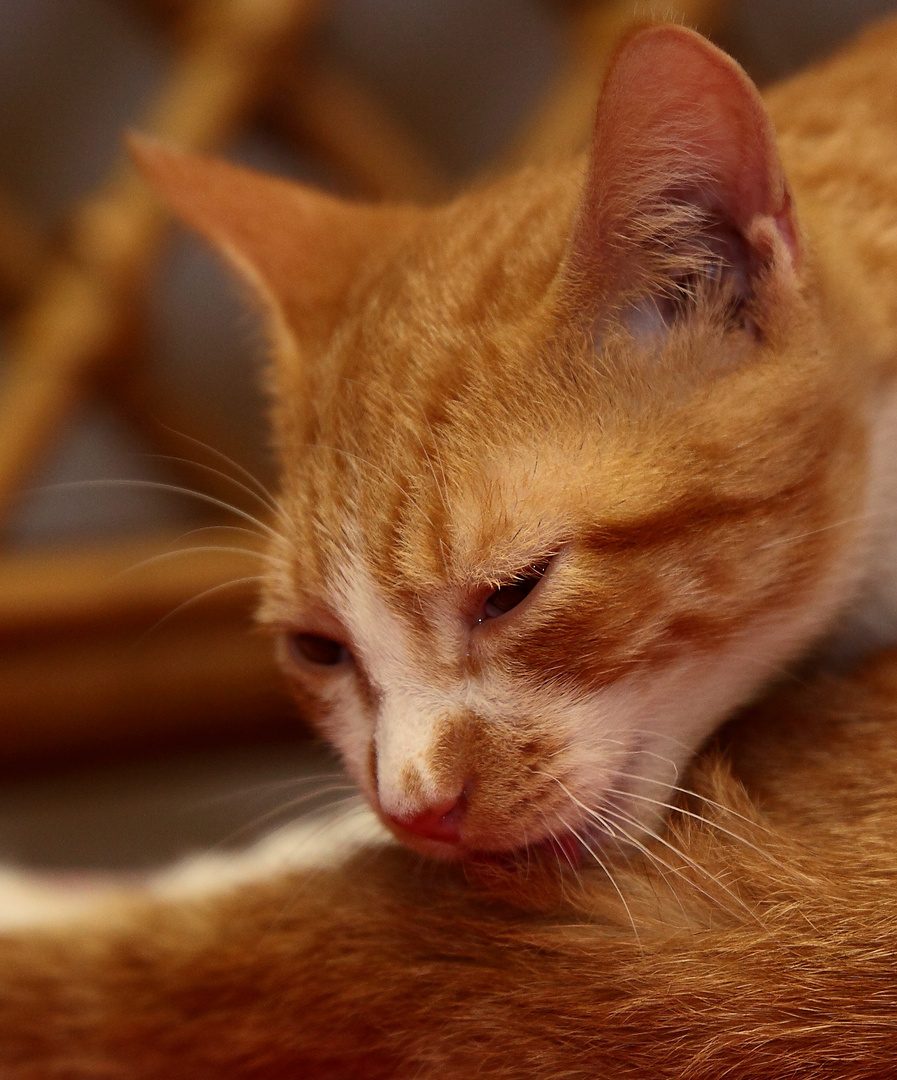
[{"left": 387, "top": 794, "right": 466, "bottom": 844}]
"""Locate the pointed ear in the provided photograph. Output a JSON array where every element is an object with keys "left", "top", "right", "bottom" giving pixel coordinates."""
[
  {"left": 568, "top": 24, "right": 799, "bottom": 329},
  {"left": 129, "top": 135, "right": 399, "bottom": 341}
]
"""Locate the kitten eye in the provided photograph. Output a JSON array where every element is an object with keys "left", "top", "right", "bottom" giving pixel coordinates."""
[
  {"left": 482, "top": 561, "right": 550, "bottom": 621},
  {"left": 286, "top": 633, "right": 351, "bottom": 667}
]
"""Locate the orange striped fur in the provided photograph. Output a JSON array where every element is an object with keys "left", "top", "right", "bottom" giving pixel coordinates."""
[
  {"left": 1, "top": 16, "right": 897, "bottom": 1074},
  {"left": 133, "top": 19, "right": 897, "bottom": 862}
]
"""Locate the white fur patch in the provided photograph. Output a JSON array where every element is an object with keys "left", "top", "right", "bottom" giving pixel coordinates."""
[
  {"left": 0, "top": 808, "right": 392, "bottom": 928},
  {"left": 150, "top": 804, "right": 390, "bottom": 899},
  {"left": 0, "top": 869, "right": 122, "bottom": 930},
  {"left": 332, "top": 559, "right": 461, "bottom": 815}
]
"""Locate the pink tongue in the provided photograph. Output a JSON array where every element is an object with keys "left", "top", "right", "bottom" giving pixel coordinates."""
[{"left": 546, "top": 832, "right": 582, "bottom": 868}]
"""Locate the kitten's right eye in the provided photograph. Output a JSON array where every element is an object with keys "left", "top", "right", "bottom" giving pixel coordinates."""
[
  {"left": 286, "top": 633, "right": 351, "bottom": 667},
  {"left": 481, "top": 561, "right": 550, "bottom": 621}
]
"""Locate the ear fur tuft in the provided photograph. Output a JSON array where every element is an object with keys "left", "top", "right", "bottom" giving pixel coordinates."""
[{"left": 567, "top": 24, "right": 799, "bottom": 327}]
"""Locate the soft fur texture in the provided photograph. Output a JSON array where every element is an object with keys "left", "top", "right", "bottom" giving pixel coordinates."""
[
  {"left": 2, "top": 17, "right": 897, "bottom": 1077},
  {"left": 0, "top": 651, "right": 896, "bottom": 1076}
]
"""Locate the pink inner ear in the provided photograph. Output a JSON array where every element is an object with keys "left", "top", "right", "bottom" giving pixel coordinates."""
[{"left": 572, "top": 25, "right": 798, "bottom": 301}]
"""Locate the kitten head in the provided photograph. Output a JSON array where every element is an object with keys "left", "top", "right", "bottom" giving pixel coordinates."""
[{"left": 134, "top": 26, "right": 867, "bottom": 860}]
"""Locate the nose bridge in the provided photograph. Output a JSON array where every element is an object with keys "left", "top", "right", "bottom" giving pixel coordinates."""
[
  {"left": 374, "top": 689, "right": 466, "bottom": 817},
  {"left": 336, "top": 561, "right": 473, "bottom": 816}
]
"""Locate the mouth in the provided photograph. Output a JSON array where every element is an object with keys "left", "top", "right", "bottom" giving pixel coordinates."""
[
  {"left": 382, "top": 816, "right": 627, "bottom": 874},
  {"left": 379, "top": 815, "right": 575, "bottom": 865},
  {"left": 376, "top": 743, "right": 652, "bottom": 865},
  {"left": 456, "top": 832, "right": 588, "bottom": 875}
]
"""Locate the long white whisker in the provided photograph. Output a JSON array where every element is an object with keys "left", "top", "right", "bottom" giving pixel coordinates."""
[
  {"left": 597, "top": 806, "right": 748, "bottom": 922},
  {"left": 169, "top": 523, "right": 278, "bottom": 547},
  {"left": 197, "top": 771, "right": 351, "bottom": 808},
  {"left": 628, "top": 729, "right": 695, "bottom": 755},
  {"left": 589, "top": 735, "right": 682, "bottom": 783},
  {"left": 539, "top": 772, "right": 758, "bottom": 924},
  {"left": 534, "top": 808, "right": 572, "bottom": 892},
  {"left": 605, "top": 739, "right": 773, "bottom": 831},
  {"left": 214, "top": 787, "right": 362, "bottom": 849},
  {"left": 32, "top": 479, "right": 280, "bottom": 540},
  {"left": 522, "top": 821, "right": 532, "bottom": 880},
  {"left": 118, "top": 545, "right": 285, "bottom": 581},
  {"left": 539, "top": 774, "right": 690, "bottom": 925},
  {"left": 137, "top": 452, "right": 281, "bottom": 516},
  {"left": 631, "top": 748, "right": 680, "bottom": 780},
  {"left": 610, "top": 770, "right": 773, "bottom": 836},
  {"left": 576, "top": 800, "right": 696, "bottom": 928},
  {"left": 149, "top": 423, "right": 284, "bottom": 515},
  {"left": 133, "top": 574, "right": 265, "bottom": 643},
  {"left": 595, "top": 803, "right": 761, "bottom": 925},
  {"left": 756, "top": 512, "right": 873, "bottom": 550},
  {"left": 602, "top": 787, "right": 784, "bottom": 870},
  {"left": 559, "top": 815, "right": 642, "bottom": 945}
]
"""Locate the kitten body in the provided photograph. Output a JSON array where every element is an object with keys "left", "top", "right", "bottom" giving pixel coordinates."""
[
  {"left": 136, "top": 18, "right": 897, "bottom": 860},
  {"left": 0, "top": 21, "right": 896, "bottom": 1076}
]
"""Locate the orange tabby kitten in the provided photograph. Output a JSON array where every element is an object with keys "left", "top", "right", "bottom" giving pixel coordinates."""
[
  {"left": 135, "top": 18, "right": 897, "bottom": 863},
  {"left": 1, "top": 18, "right": 897, "bottom": 1077}
]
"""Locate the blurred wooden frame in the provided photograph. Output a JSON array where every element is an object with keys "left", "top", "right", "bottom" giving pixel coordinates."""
[{"left": 0, "top": 0, "right": 722, "bottom": 759}]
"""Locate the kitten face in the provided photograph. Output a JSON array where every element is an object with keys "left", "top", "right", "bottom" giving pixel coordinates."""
[
  {"left": 135, "top": 25, "right": 869, "bottom": 860},
  {"left": 257, "top": 189, "right": 863, "bottom": 857}
]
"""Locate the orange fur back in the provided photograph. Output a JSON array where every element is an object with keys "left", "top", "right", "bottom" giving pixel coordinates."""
[{"left": 0, "top": 651, "right": 896, "bottom": 1076}]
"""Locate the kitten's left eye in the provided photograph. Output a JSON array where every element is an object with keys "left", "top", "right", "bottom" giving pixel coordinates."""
[
  {"left": 286, "top": 633, "right": 351, "bottom": 667},
  {"left": 481, "top": 561, "right": 550, "bottom": 621}
]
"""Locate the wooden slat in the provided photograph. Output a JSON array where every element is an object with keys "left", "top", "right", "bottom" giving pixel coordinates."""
[
  {"left": 0, "top": 536, "right": 294, "bottom": 757},
  {"left": 275, "top": 52, "right": 448, "bottom": 202},
  {"left": 130, "top": 0, "right": 447, "bottom": 203},
  {"left": 0, "top": 190, "right": 47, "bottom": 309},
  {"left": 0, "top": 535, "right": 266, "bottom": 641},
  {"left": 0, "top": 621, "right": 291, "bottom": 758},
  {"left": 0, "top": 0, "right": 325, "bottom": 522}
]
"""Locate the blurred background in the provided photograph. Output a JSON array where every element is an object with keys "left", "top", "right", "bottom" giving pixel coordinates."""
[{"left": 0, "top": 0, "right": 894, "bottom": 871}]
